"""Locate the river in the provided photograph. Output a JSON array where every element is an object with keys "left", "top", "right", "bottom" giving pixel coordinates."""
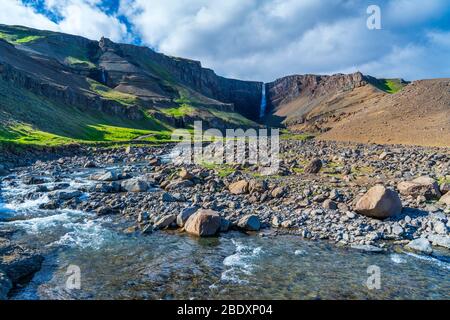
[{"left": 0, "top": 164, "right": 449, "bottom": 300}]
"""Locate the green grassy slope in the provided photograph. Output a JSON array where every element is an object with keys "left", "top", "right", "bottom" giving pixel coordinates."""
[
  {"left": 369, "top": 78, "right": 407, "bottom": 94},
  {"left": 0, "top": 25, "right": 48, "bottom": 45},
  {"left": 0, "top": 79, "right": 171, "bottom": 146},
  {"left": 0, "top": 24, "right": 260, "bottom": 147}
]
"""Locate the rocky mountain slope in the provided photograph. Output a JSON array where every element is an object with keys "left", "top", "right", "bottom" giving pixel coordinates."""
[
  {"left": 263, "top": 72, "right": 449, "bottom": 147},
  {"left": 0, "top": 24, "right": 262, "bottom": 145},
  {"left": 264, "top": 72, "right": 375, "bottom": 127},
  {"left": 319, "top": 79, "right": 450, "bottom": 147},
  {"left": 0, "top": 24, "right": 449, "bottom": 147}
]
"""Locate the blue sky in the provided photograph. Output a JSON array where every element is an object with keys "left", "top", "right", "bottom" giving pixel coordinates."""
[{"left": 2, "top": 0, "right": 450, "bottom": 82}]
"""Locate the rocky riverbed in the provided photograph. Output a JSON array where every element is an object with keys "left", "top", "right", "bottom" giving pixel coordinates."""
[{"left": 0, "top": 140, "right": 449, "bottom": 299}]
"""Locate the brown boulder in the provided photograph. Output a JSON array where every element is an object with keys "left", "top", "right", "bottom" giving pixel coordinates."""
[
  {"left": 154, "top": 214, "right": 177, "bottom": 230},
  {"left": 440, "top": 183, "right": 449, "bottom": 195},
  {"left": 237, "top": 215, "right": 261, "bottom": 231},
  {"left": 355, "top": 185, "right": 402, "bottom": 219},
  {"left": 229, "top": 180, "right": 249, "bottom": 195},
  {"left": 249, "top": 179, "right": 268, "bottom": 194},
  {"left": 397, "top": 176, "right": 441, "bottom": 200},
  {"left": 439, "top": 192, "right": 450, "bottom": 206},
  {"left": 184, "top": 209, "right": 221, "bottom": 237},
  {"left": 304, "top": 159, "right": 323, "bottom": 174},
  {"left": 179, "top": 168, "right": 194, "bottom": 181},
  {"left": 271, "top": 187, "right": 286, "bottom": 198}
]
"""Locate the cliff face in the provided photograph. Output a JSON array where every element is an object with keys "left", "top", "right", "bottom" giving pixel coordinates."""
[
  {"left": 111, "top": 39, "right": 263, "bottom": 119},
  {"left": 266, "top": 72, "right": 367, "bottom": 112},
  {"left": 263, "top": 72, "right": 372, "bottom": 127},
  {"left": 0, "top": 24, "right": 263, "bottom": 132},
  {"left": 0, "top": 39, "right": 143, "bottom": 120}
]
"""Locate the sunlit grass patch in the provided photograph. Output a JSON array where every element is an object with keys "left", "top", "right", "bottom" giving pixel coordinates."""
[
  {"left": 371, "top": 78, "right": 407, "bottom": 94},
  {"left": 0, "top": 31, "right": 44, "bottom": 44},
  {"left": 0, "top": 124, "right": 75, "bottom": 146},
  {"left": 85, "top": 124, "right": 155, "bottom": 141},
  {"left": 161, "top": 104, "right": 195, "bottom": 118},
  {"left": 201, "top": 162, "right": 235, "bottom": 178},
  {"left": 280, "top": 132, "right": 315, "bottom": 141},
  {"left": 66, "top": 56, "right": 96, "bottom": 69},
  {"left": 88, "top": 79, "right": 137, "bottom": 106}
]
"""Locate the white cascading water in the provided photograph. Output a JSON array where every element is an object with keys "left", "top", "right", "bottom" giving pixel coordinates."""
[
  {"left": 101, "top": 69, "right": 107, "bottom": 84},
  {"left": 259, "top": 84, "right": 267, "bottom": 118}
]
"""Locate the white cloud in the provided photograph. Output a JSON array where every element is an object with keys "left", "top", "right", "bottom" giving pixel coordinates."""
[
  {"left": 53, "top": 1, "right": 128, "bottom": 41},
  {"left": 120, "top": 0, "right": 450, "bottom": 82},
  {"left": 1, "top": 0, "right": 450, "bottom": 81},
  {"left": 0, "top": 0, "right": 58, "bottom": 31},
  {"left": 0, "top": 0, "right": 128, "bottom": 42}
]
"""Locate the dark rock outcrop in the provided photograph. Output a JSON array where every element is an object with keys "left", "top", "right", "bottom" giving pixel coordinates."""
[{"left": 0, "top": 237, "right": 44, "bottom": 299}]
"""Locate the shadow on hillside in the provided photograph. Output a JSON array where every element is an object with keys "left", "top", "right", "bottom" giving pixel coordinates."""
[{"left": 260, "top": 114, "right": 287, "bottom": 128}]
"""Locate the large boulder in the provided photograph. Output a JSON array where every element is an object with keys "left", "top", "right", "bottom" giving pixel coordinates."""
[
  {"left": 271, "top": 187, "right": 286, "bottom": 198},
  {"left": 22, "top": 176, "right": 45, "bottom": 185},
  {"left": 237, "top": 215, "right": 261, "bottom": 231},
  {"left": 184, "top": 209, "right": 221, "bottom": 237},
  {"left": 179, "top": 168, "right": 194, "bottom": 181},
  {"left": 229, "top": 180, "right": 249, "bottom": 195},
  {"left": 154, "top": 214, "right": 177, "bottom": 230},
  {"left": 177, "top": 206, "right": 199, "bottom": 227},
  {"left": 304, "top": 159, "right": 322, "bottom": 174},
  {"left": 397, "top": 176, "right": 441, "bottom": 200},
  {"left": 428, "top": 235, "right": 450, "bottom": 249},
  {"left": 249, "top": 179, "right": 268, "bottom": 194},
  {"left": 0, "top": 239, "right": 44, "bottom": 283},
  {"left": 0, "top": 165, "right": 9, "bottom": 177},
  {"left": 165, "top": 180, "right": 194, "bottom": 190},
  {"left": 121, "top": 179, "right": 149, "bottom": 192},
  {"left": 49, "top": 190, "right": 82, "bottom": 201},
  {"left": 149, "top": 157, "right": 161, "bottom": 167},
  {"left": 83, "top": 161, "right": 97, "bottom": 168},
  {"left": 406, "top": 238, "right": 433, "bottom": 255},
  {"left": 0, "top": 269, "right": 11, "bottom": 300},
  {"left": 439, "top": 192, "right": 450, "bottom": 206},
  {"left": 440, "top": 183, "right": 449, "bottom": 195},
  {"left": 355, "top": 185, "right": 402, "bottom": 219},
  {"left": 94, "top": 170, "right": 120, "bottom": 182}
]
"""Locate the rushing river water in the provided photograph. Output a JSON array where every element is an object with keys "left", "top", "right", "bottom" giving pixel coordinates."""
[{"left": 0, "top": 166, "right": 449, "bottom": 300}]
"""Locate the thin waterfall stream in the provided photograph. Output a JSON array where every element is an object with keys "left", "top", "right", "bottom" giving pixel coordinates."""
[{"left": 260, "top": 84, "right": 267, "bottom": 118}]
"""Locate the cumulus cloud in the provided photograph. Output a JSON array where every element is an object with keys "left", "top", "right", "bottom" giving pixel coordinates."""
[
  {"left": 120, "top": 0, "right": 450, "bottom": 81},
  {"left": 1, "top": 0, "right": 128, "bottom": 42},
  {"left": 46, "top": 0, "right": 129, "bottom": 41},
  {"left": 0, "top": 0, "right": 59, "bottom": 31},
  {"left": 1, "top": 0, "right": 450, "bottom": 81}
]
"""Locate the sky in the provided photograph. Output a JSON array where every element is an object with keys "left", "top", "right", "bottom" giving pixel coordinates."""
[{"left": 1, "top": 0, "right": 450, "bottom": 82}]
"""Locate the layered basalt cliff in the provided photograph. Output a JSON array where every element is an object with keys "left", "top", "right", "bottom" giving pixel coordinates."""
[
  {"left": 0, "top": 24, "right": 264, "bottom": 132},
  {"left": 103, "top": 38, "right": 263, "bottom": 119},
  {"left": 266, "top": 72, "right": 367, "bottom": 112},
  {"left": 0, "top": 39, "right": 143, "bottom": 120}
]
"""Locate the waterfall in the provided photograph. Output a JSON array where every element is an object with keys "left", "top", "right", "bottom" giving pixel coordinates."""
[
  {"left": 259, "top": 84, "right": 267, "bottom": 118},
  {"left": 101, "top": 69, "right": 107, "bottom": 84}
]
